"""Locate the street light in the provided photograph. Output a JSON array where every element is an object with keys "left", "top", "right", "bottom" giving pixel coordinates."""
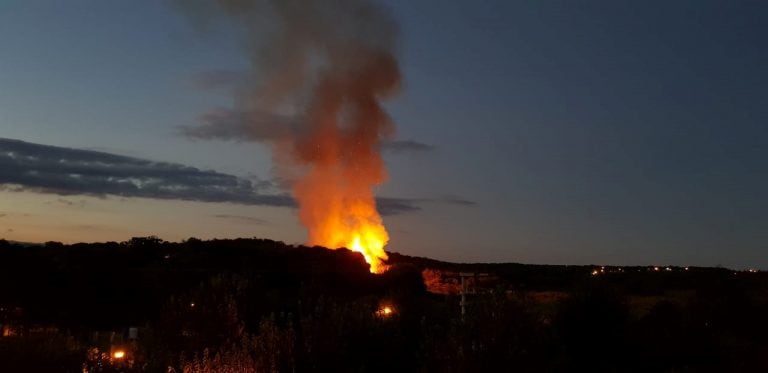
[{"left": 377, "top": 305, "right": 395, "bottom": 318}]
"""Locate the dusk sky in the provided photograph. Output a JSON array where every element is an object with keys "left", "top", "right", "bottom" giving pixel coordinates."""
[{"left": 1, "top": 0, "right": 766, "bottom": 268}]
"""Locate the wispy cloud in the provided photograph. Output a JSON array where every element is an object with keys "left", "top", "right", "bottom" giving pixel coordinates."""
[
  {"left": 0, "top": 137, "right": 292, "bottom": 207},
  {"left": 381, "top": 139, "right": 435, "bottom": 154},
  {"left": 211, "top": 214, "right": 269, "bottom": 225},
  {"left": 376, "top": 197, "right": 423, "bottom": 215},
  {"left": 45, "top": 198, "right": 88, "bottom": 208},
  {"left": 0, "top": 138, "right": 462, "bottom": 215},
  {"left": 180, "top": 102, "right": 434, "bottom": 155}
]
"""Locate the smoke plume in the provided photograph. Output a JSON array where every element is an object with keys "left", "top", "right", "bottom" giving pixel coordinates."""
[{"left": 177, "top": 0, "right": 401, "bottom": 272}]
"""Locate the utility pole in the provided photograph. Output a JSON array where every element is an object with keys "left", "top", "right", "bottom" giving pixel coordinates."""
[{"left": 459, "top": 272, "right": 488, "bottom": 320}]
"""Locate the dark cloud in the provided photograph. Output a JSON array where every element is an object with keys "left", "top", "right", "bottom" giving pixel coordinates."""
[
  {"left": 212, "top": 214, "right": 269, "bottom": 225},
  {"left": 377, "top": 196, "right": 476, "bottom": 215},
  {"left": 0, "top": 137, "right": 293, "bottom": 207},
  {"left": 181, "top": 106, "right": 433, "bottom": 155},
  {"left": 246, "top": 175, "right": 281, "bottom": 193},
  {"left": 376, "top": 197, "right": 423, "bottom": 215},
  {"left": 82, "top": 146, "right": 140, "bottom": 157},
  {"left": 381, "top": 140, "right": 435, "bottom": 154},
  {"left": 0, "top": 138, "right": 460, "bottom": 215}
]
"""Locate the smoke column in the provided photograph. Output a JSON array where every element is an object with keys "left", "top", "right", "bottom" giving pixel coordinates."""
[{"left": 178, "top": 0, "right": 401, "bottom": 272}]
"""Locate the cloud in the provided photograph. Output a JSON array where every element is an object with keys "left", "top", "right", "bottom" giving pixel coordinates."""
[
  {"left": 381, "top": 139, "right": 435, "bottom": 154},
  {"left": 211, "top": 214, "right": 269, "bottom": 225},
  {"left": 373, "top": 195, "right": 476, "bottom": 215},
  {"left": 0, "top": 138, "right": 458, "bottom": 215},
  {"left": 180, "top": 106, "right": 434, "bottom": 154},
  {"left": 0, "top": 137, "right": 293, "bottom": 207},
  {"left": 0, "top": 138, "right": 462, "bottom": 217},
  {"left": 376, "top": 197, "right": 423, "bottom": 215}
]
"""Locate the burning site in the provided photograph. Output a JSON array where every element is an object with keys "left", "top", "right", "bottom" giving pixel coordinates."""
[
  {"left": 3, "top": 0, "right": 768, "bottom": 372},
  {"left": 179, "top": 0, "right": 401, "bottom": 274}
]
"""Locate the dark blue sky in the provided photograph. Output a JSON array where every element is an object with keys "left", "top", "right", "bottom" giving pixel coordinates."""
[{"left": 1, "top": 0, "right": 766, "bottom": 268}]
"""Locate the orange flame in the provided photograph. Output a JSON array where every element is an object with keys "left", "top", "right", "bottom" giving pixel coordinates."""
[
  {"left": 293, "top": 156, "right": 391, "bottom": 273},
  {"left": 176, "top": 0, "right": 400, "bottom": 273},
  {"left": 284, "top": 54, "right": 399, "bottom": 274}
]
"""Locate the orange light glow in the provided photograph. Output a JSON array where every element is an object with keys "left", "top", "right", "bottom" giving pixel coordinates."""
[
  {"left": 278, "top": 45, "right": 398, "bottom": 275},
  {"left": 112, "top": 350, "right": 125, "bottom": 359},
  {"left": 297, "top": 174, "right": 390, "bottom": 273},
  {"left": 321, "top": 219, "right": 389, "bottom": 274},
  {"left": 347, "top": 226, "right": 389, "bottom": 274},
  {"left": 377, "top": 305, "right": 395, "bottom": 318}
]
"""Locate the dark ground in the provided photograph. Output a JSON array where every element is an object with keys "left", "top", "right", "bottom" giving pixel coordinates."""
[{"left": 1, "top": 237, "right": 767, "bottom": 372}]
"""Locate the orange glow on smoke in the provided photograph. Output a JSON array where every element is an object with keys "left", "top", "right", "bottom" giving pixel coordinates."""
[
  {"left": 182, "top": 0, "right": 402, "bottom": 276},
  {"left": 295, "top": 165, "right": 390, "bottom": 273},
  {"left": 286, "top": 55, "right": 400, "bottom": 274}
]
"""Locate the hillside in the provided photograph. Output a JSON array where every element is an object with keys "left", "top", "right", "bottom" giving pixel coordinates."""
[{"left": 1, "top": 237, "right": 767, "bottom": 371}]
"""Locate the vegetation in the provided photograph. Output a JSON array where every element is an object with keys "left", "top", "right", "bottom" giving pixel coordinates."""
[{"left": 0, "top": 238, "right": 767, "bottom": 371}]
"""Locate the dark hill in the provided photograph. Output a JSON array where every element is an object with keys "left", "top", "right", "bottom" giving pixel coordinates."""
[{"left": 1, "top": 237, "right": 767, "bottom": 372}]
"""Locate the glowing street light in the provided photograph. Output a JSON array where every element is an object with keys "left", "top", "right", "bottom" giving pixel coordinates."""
[
  {"left": 112, "top": 350, "right": 125, "bottom": 359},
  {"left": 376, "top": 305, "right": 395, "bottom": 318}
]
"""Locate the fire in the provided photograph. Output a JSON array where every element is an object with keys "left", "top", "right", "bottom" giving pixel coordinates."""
[
  {"left": 348, "top": 227, "right": 389, "bottom": 274},
  {"left": 185, "top": 0, "right": 402, "bottom": 275},
  {"left": 291, "top": 59, "right": 400, "bottom": 275},
  {"left": 297, "top": 175, "right": 391, "bottom": 273},
  {"left": 318, "top": 222, "right": 389, "bottom": 274}
]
